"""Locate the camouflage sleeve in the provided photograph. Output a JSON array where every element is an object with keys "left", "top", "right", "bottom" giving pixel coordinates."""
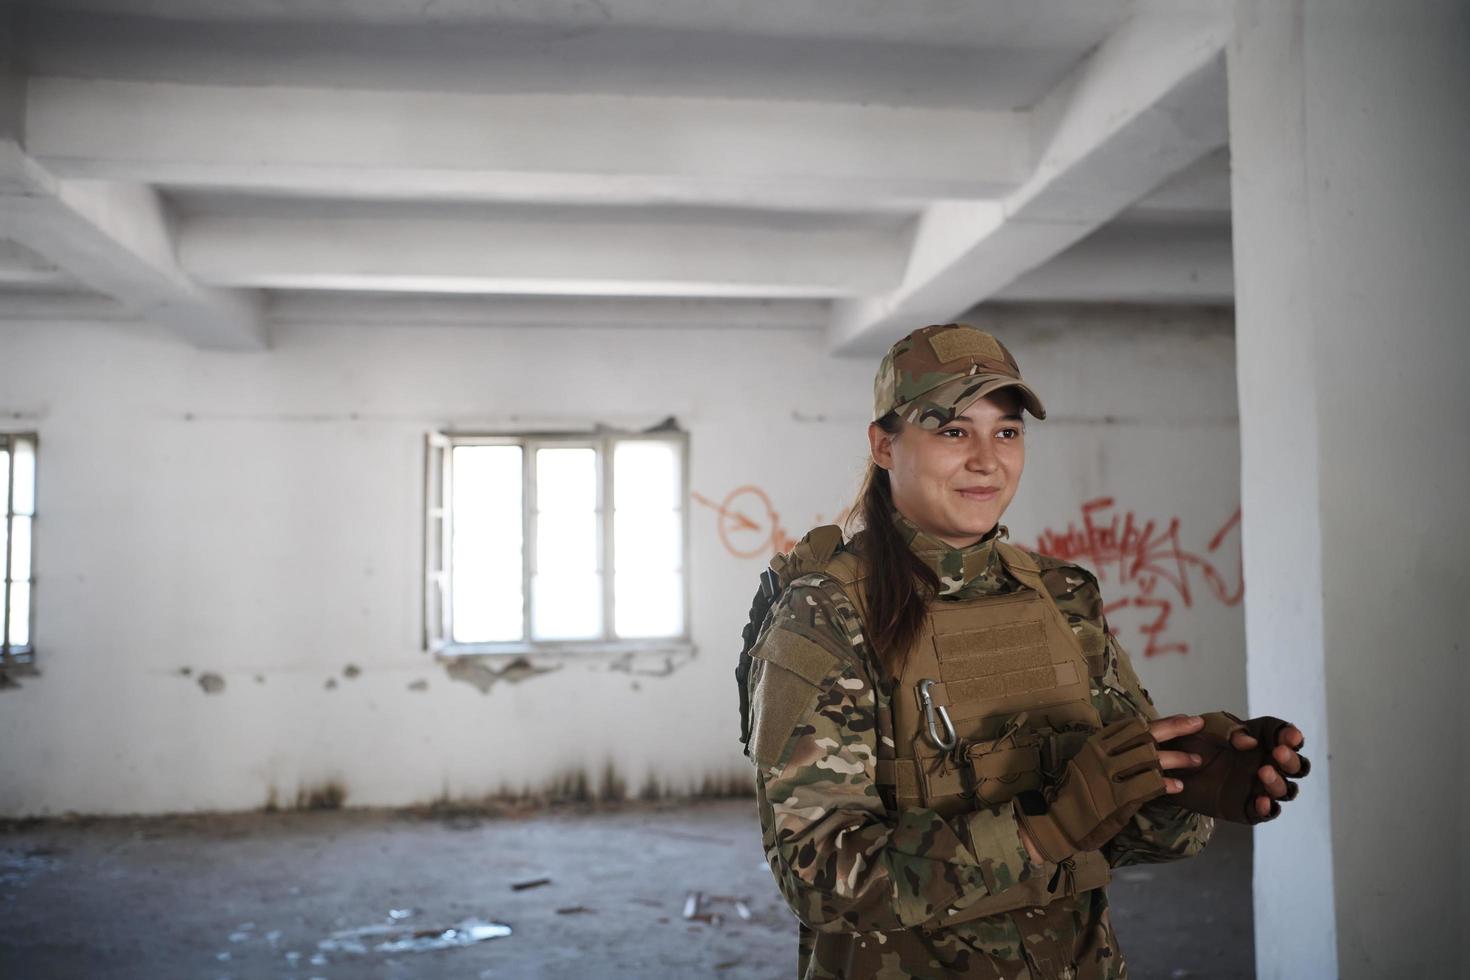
[
  {"left": 1036, "top": 557, "right": 1215, "bottom": 867},
  {"left": 749, "top": 580, "right": 1033, "bottom": 934}
]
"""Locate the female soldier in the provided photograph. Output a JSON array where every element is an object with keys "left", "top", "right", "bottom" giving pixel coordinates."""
[{"left": 742, "top": 323, "right": 1308, "bottom": 979}]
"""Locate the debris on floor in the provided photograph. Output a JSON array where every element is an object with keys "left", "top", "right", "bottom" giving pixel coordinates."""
[
  {"left": 0, "top": 801, "right": 1254, "bottom": 979},
  {"left": 682, "top": 891, "right": 754, "bottom": 925},
  {"left": 316, "top": 912, "right": 512, "bottom": 958},
  {"left": 0, "top": 846, "right": 62, "bottom": 887},
  {"left": 377, "top": 919, "right": 512, "bottom": 954},
  {"left": 510, "top": 876, "right": 551, "bottom": 891}
]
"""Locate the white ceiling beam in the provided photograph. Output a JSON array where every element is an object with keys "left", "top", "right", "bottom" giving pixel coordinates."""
[
  {"left": 2, "top": 18, "right": 265, "bottom": 353},
  {"left": 993, "top": 222, "right": 1233, "bottom": 304},
  {"left": 0, "top": 151, "right": 266, "bottom": 350},
  {"left": 828, "top": 11, "right": 1232, "bottom": 354},
  {"left": 269, "top": 293, "right": 828, "bottom": 331},
  {"left": 0, "top": 239, "right": 69, "bottom": 287},
  {"left": 22, "top": 5, "right": 1125, "bottom": 115},
  {"left": 178, "top": 212, "right": 906, "bottom": 299},
  {"left": 25, "top": 79, "right": 1030, "bottom": 210},
  {"left": 29, "top": 0, "right": 1130, "bottom": 50},
  {"left": 0, "top": 287, "right": 129, "bottom": 321}
]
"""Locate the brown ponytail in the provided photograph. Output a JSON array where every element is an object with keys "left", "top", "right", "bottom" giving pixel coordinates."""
[{"left": 846, "top": 414, "right": 937, "bottom": 679}]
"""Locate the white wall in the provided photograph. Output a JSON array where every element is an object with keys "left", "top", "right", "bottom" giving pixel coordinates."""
[{"left": 0, "top": 305, "right": 1242, "bottom": 815}]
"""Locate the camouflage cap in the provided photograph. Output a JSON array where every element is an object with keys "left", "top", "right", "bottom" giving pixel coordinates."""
[{"left": 873, "top": 323, "right": 1046, "bottom": 428}]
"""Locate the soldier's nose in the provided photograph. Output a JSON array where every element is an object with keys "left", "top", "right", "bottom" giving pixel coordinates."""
[{"left": 968, "top": 447, "right": 997, "bottom": 471}]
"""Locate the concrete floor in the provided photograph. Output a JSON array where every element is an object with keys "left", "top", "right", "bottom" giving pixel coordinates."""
[{"left": 0, "top": 800, "right": 1252, "bottom": 979}]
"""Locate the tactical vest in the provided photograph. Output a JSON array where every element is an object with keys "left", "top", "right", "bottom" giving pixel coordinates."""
[{"left": 802, "top": 530, "right": 1113, "bottom": 923}]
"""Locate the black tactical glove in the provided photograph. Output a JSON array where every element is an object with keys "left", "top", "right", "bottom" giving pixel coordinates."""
[
  {"left": 1164, "top": 712, "right": 1311, "bottom": 825},
  {"left": 1016, "top": 717, "right": 1168, "bottom": 862}
]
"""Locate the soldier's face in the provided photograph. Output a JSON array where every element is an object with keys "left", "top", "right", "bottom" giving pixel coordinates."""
[{"left": 869, "top": 390, "right": 1026, "bottom": 549}]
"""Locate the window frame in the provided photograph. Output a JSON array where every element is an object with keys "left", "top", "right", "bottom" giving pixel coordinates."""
[
  {"left": 2, "top": 432, "right": 37, "bottom": 668},
  {"left": 425, "top": 427, "right": 692, "bottom": 658}
]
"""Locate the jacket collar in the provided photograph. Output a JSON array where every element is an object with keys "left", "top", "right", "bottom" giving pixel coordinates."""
[{"left": 892, "top": 512, "right": 1008, "bottom": 597}]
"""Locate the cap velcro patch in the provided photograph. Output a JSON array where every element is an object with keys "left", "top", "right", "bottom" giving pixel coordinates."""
[{"left": 929, "top": 329, "right": 1003, "bottom": 365}]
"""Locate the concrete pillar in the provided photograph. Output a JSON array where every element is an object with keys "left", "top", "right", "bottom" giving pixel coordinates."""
[{"left": 1228, "top": 2, "right": 1470, "bottom": 978}]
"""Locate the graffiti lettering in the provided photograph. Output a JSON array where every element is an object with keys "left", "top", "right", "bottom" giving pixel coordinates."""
[{"left": 1019, "top": 498, "right": 1243, "bottom": 659}]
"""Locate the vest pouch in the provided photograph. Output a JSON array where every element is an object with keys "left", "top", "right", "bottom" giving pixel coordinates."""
[
  {"left": 909, "top": 727, "right": 1047, "bottom": 811},
  {"left": 965, "top": 732, "right": 1044, "bottom": 807},
  {"left": 910, "top": 740, "right": 968, "bottom": 813}
]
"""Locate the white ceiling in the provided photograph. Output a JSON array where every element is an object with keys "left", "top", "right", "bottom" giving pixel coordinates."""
[{"left": 0, "top": 0, "right": 1233, "bottom": 352}]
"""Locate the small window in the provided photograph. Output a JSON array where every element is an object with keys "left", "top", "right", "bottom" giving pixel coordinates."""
[
  {"left": 425, "top": 430, "right": 689, "bottom": 654},
  {"left": 2, "top": 434, "right": 37, "bottom": 665}
]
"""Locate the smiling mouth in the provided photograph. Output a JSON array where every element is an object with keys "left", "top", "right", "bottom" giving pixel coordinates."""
[{"left": 956, "top": 487, "right": 1001, "bottom": 499}]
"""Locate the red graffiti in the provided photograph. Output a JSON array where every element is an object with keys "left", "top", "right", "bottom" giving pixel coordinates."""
[
  {"left": 692, "top": 485, "right": 795, "bottom": 559},
  {"left": 692, "top": 486, "right": 849, "bottom": 559},
  {"left": 1019, "top": 498, "right": 1243, "bottom": 659}
]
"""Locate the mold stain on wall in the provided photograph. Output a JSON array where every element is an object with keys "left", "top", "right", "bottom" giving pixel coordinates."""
[
  {"left": 296, "top": 782, "right": 347, "bottom": 811},
  {"left": 413, "top": 764, "right": 753, "bottom": 822}
]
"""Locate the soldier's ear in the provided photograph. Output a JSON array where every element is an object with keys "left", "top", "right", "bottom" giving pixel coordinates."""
[{"left": 868, "top": 422, "right": 895, "bottom": 470}]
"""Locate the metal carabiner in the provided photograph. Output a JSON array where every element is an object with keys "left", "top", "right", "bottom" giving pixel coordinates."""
[{"left": 917, "top": 678, "right": 957, "bottom": 751}]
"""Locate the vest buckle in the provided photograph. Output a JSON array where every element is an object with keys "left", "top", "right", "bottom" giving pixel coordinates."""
[{"left": 917, "top": 678, "right": 957, "bottom": 751}]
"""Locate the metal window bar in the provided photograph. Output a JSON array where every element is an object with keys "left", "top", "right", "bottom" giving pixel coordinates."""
[
  {"left": 600, "top": 435, "right": 616, "bottom": 642},
  {"left": 2, "top": 434, "right": 39, "bottom": 665},
  {"left": 520, "top": 438, "right": 534, "bottom": 642},
  {"left": 2, "top": 434, "right": 12, "bottom": 664},
  {"left": 422, "top": 432, "right": 450, "bottom": 652}
]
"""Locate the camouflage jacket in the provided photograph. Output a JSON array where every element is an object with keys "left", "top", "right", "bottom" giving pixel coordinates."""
[{"left": 747, "top": 518, "right": 1214, "bottom": 979}]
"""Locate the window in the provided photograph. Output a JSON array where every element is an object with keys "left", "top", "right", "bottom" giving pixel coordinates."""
[
  {"left": 2, "top": 434, "right": 37, "bottom": 665},
  {"left": 425, "top": 430, "right": 689, "bottom": 654}
]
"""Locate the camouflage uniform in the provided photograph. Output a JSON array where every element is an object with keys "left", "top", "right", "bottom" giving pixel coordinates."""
[{"left": 747, "top": 515, "right": 1214, "bottom": 979}]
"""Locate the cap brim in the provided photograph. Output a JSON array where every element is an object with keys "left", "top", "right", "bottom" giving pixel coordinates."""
[
  {"left": 956, "top": 376, "right": 1047, "bottom": 421},
  {"left": 897, "top": 373, "right": 1046, "bottom": 427}
]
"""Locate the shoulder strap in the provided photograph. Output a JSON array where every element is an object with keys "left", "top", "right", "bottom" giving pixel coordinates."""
[
  {"left": 822, "top": 549, "right": 865, "bottom": 586},
  {"left": 788, "top": 524, "right": 844, "bottom": 569},
  {"left": 820, "top": 551, "right": 869, "bottom": 631},
  {"left": 994, "top": 539, "right": 1042, "bottom": 582}
]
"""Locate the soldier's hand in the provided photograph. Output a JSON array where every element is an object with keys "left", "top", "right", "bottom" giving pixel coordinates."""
[
  {"left": 1015, "top": 718, "right": 1168, "bottom": 862},
  {"left": 1227, "top": 724, "right": 1307, "bottom": 819},
  {"left": 1148, "top": 714, "right": 1205, "bottom": 794}
]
